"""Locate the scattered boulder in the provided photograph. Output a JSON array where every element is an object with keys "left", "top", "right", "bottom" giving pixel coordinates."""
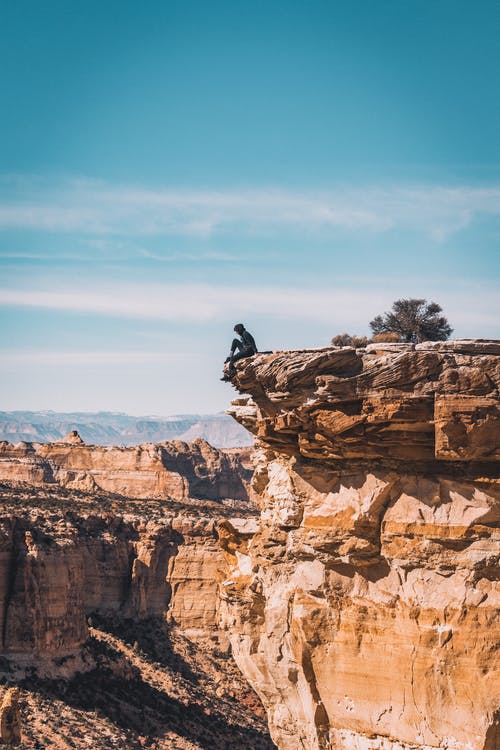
[{"left": 0, "top": 687, "right": 21, "bottom": 745}]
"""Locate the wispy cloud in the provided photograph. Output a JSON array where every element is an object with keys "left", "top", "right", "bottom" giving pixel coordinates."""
[
  {"left": 139, "top": 248, "right": 243, "bottom": 262},
  {"left": 0, "top": 251, "right": 90, "bottom": 261},
  {"left": 1, "top": 175, "right": 499, "bottom": 240},
  {"left": 0, "top": 281, "right": 498, "bottom": 334},
  {"left": 0, "top": 283, "right": 387, "bottom": 325},
  {"left": 0, "top": 350, "right": 197, "bottom": 367}
]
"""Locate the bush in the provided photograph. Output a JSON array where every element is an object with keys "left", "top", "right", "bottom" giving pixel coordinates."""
[
  {"left": 370, "top": 332, "right": 401, "bottom": 343},
  {"left": 331, "top": 333, "right": 369, "bottom": 348},
  {"left": 331, "top": 333, "right": 353, "bottom": 347}
]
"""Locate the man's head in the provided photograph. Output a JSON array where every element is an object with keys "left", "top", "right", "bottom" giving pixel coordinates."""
[{"left": 234, "top": 323, "right": 245, "bottom": 335}]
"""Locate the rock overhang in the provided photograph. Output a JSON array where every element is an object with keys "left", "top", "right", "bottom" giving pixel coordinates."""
[
  {"left": 220, "top": 339, "right": 500, "bottom": 750},
  {"left": 227, "top": 339, "right": 500, "bottom": 465}
]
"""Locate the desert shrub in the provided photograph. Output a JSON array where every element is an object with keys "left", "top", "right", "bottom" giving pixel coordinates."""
[
  {"left": 331, "top": 333, "right": 369, "bottom": 348},
  {"left": 370, "top": 332, "right": 401, "bottom": 343},
  {"left": 331, "top": 333, "right": 352, "bottom": 347},
  {"left": 351, "top": 335, "right": 369, "bottom": 347}
]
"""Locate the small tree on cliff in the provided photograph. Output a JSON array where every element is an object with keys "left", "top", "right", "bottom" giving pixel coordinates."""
[{"left": 369, "top": 298, "right": 452, "bottom": 343}]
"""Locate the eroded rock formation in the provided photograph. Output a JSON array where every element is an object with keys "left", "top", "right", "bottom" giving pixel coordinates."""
[
  {"left": 220, "top": 340, "right": 500, "bottom": 750},
  {"left": 0, "top": 436, "right": 254, "bottom": 670},
  {"left": 0, "top": 491, "right": 241, "bottom": 667},
  {"left": 0, "top": 434, "right": 251, "bottom": 502},
  {"left": 0, "top": 485, "right": 273, "bottom": 749}
]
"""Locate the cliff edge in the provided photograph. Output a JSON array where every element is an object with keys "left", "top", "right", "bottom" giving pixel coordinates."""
[{"left": 220, "top": 339, "right": 500, "bottom": 750}]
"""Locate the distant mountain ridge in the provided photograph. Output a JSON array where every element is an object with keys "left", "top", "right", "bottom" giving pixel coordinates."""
[{"left": 0, "top": 410, "right": 253, "bottom": 449}]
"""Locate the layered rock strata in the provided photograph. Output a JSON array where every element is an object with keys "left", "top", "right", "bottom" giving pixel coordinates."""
[
  {"left": 0, "top": 483, "right": 273, "bottom": 748},
  {"left": 0, "top": 433, "right": 251, "bottom": 502},
  {"left": 221, "top": 340, "right": 500, "bottom": 750},
  {"left": 0, "top": 485, "right": 258, "bottom": 669}
]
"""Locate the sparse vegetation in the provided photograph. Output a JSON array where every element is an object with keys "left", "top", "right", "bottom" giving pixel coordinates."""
[
  {"left": 331, "top": 333, "right": 369, "bottom": 348},
  {"left": 370, "top": 332, "right": 401, "bottom": 343},
  {"left": 370, "top": 298, "right": 452, "bottom": 343},
  {"left": 0, "top": 484, "right": 273, "bottom": 750},
  {"left": 14, "top": 620, "right": 274, "bottom": 750},
  {"left": 332, "top": 299, "right": 453, "bottom": 349}
]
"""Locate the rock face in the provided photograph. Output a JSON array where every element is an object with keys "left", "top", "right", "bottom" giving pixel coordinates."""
[
  {"left": 0, "top": 434, "right": 251, "bottom": 502},
  {"left": 0, "top": 486, "right": 273, "bottom": 749},
  {"left": 220, "top": 340, "right": 500, "bottom": 750},
  {"left": 0, "top": 496, "right": 235, "bottom": 664}
]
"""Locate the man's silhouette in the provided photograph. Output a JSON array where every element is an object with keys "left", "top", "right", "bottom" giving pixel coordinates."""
[{"left": 221, "top": 323, "right": 257, "bottom": 380}]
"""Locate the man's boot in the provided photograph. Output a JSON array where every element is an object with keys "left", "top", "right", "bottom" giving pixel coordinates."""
[{"left": 220, "top": 365, "right": 236, "bottom": 381}]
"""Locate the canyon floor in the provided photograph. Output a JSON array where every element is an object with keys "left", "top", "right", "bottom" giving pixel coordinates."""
[{"left": 0, "top": 483, "right": 275, "bottom": 750}]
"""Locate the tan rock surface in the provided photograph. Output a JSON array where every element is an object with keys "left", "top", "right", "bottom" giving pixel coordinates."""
[
  {"left": 0, "top": 487, "right": 246, "bottom": 663},
  {"left": 0, "top": 435, "right": 252, "bottom": 502},
  {"left": 0, "top": 484, "right": 274, "bottom": 748},
  {"left": 221, "top": 340, "right": 500, "bottom": 750}
]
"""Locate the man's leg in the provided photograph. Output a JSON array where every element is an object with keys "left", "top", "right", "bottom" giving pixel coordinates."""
[
  {"left": 227, "top": 348, "right": 255, "bottom": 378},
  {"left": 225, "top": 339, "right": 243, "bottom": 363},
  {"left": 221, "top": 340, "right": 244, "bottom": 379},
  {"left": 231, "top": 349, "right": 251, "bottom": 364},
  {"left": 228, "top": 340, "right": 244, "bottom": 368}
]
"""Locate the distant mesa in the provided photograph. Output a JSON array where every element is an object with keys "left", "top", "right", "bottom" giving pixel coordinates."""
[{"left": 0, "top": 411, "right": 253, "bottom": 449}]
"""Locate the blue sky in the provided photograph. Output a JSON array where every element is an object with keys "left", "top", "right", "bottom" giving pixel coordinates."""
[{"left": 1, "top": 0, "right": 499, "bottom": 414}]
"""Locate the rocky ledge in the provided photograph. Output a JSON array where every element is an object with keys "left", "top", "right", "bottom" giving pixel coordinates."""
[{"left": 220, "top": 340, "right": 499, "bottom": 750}]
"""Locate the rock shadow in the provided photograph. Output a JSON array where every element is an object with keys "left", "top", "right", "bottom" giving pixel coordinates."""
[
  {"left": 20, "top": 620, "right": 276, "bottom": 750},
  {"left": 92, "top": 615, "right": 200, "bottom": 685},
  {"left": 23, "top": 667, "right": 275, "bottom": 750}
]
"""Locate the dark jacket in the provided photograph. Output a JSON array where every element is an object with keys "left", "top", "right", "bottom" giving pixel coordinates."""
[{"left": 241, "top": 329, "right": 257, "bottom": 353}]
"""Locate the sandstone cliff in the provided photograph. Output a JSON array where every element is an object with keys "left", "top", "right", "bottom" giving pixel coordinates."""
[
  {"left": 0, "top": 484, "right": 274, "bottom": 749},
  {"left": 0, "top": 486, "right": 249, "bottom": 665},
  {"left": 220, "top": 340, "right": 500, "bottom": 750},
  {"left": 0, "top": 434, "right": 251, "bottom": 502}
]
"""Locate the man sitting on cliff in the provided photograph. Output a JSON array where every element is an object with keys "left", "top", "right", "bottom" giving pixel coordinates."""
[{"left": 221, "top": 323, "right": 257, "bottom": 381}]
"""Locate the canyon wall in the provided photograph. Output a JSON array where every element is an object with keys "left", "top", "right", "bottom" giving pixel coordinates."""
[
  {"left": 0, "top": 433, "right": 251, "bottom": 502},
  {"left": 220, "top": 340, "right": 500, "bottom": 750},
  {"left": 0, "top": 434, "right": 253, "bottom": 672},
  {"left": 0, "top": 482, "right": 274, "bottom": 750},
  {"left": 0, "top": 498, "right": 236, "bottom": 669}
]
